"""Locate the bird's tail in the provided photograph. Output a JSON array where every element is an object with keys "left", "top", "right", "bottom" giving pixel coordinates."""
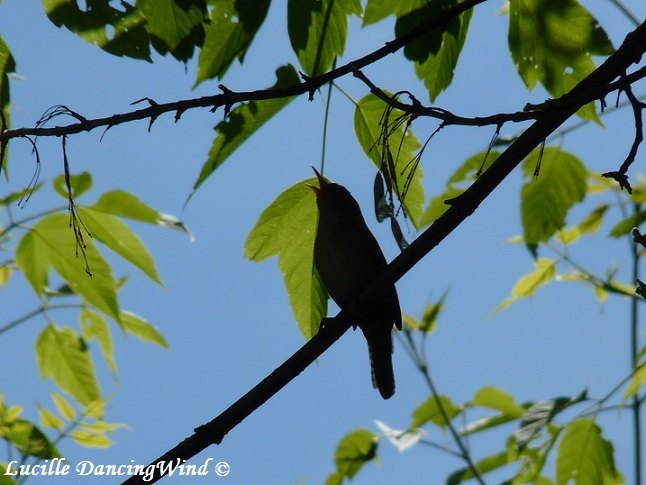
[{"left": 367, "top": 336, "right": 395, "bottom": 399}]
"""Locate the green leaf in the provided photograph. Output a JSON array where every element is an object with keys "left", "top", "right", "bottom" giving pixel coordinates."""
[
  {"left": 43, "top": 0, "right": 151, "bottom": 60},
  {"left": 77, "top": 206, "right": 162, "bottom": 285},
  {"left": 4, "top": 419, "right": 60, "bottom": 459},
  {"left": 0, "top": 183, "right": 44, "bottom": 206},
  {"left": 193, "top": 64, "right": 301, "bottom": 191},
  {"left": 448, "top": 450, "right": 511, "bottom": 485},
  {"left": 288, "top": 0, "right": 362, "bottom": 76},
  {"left": 70, "top": 429, "right": 112, "bottom": 448},
  {"left": 508, "top": 0, "right": 614, "bottom": 121},
  {"left": 609, "top": 209, "right": 646, "bottom": 238},
  {"left": 624, "top": 362, "right": 646, "bottom": 400},
  {"left": 37, "top": 405, "right": 65, "bottom": 431},
  {"left": 556, "top": 418, "right": 619, "bottom": 485},
  {"left": 16, "top": 213, "right": 120, "bottom": 321},
  {"left": 195, "top": 0, "right": 270, "bottom": 84},
  {"left": 90, "top": 190, "right": 158, "bottom": 222},
  {"left": 36, "top": 325, "right": 100, "bottom": 406},
  {"left": 404, "top": 293, "right": 447, "bottom": 332},
  {"left": 84, "top": 399, "right": 107, "bottom": 420},
  {"left": 0, "top": 267, "right": 11, "bottom": 287},
  {"left": 521, "top": 148, "right": 587, "bottom": 246},
  {"left": 91, "top": 189, "right": 188, "bottom": 233},
  {"left": 51, "top": 392, "right": 77, "bottom": 421},
  {"left": 420, "top": 151, "right": 498, "bottom": 227},
  {"left": 121, "top": 311, "right": 168, "bottom": 348},
  {"left": 495, "top": 257, "right": 556, "bottom": 312},
  {"left": 138, "top": 0, "right": 207, "bottom": 61},
  {"left": 80, "top": 308, "right": 117, "bottom": 376},
  {"left": 53, "top": 171, "right": 93, "bottom": 199},
  {"left": 395, "top": 0, "right": 472, "bottom": 100},
  {"left": 411, "top": 394, "right": 461, "bottom": 429},
  {"left": 472, "top": 386, "right": 526, "bottom": 417},
  {"left": 327, "top": 429, "right": 377, "bottom": 484},
  {"left": 555, "top": 226, "right": 581, "bottom": 246},
  {"left": 578, "top": 204, "right": 608, "bottom": 235},
  {"left": 363, "top": 0, "right": 426, "bottom": 26},
  {"left": 0, "top": 33, "right": 15, "bottom": 143},
  {"left": 245, "top": 179, "right": 327, "bottom": 339},
  {"left": 354, "top": 93, "right": 424, "bottom": 228}
]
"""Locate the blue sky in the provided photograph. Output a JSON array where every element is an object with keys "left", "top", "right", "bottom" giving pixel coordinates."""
[{"left": 1, "top": 1, "right": 645, "bottom": 484}]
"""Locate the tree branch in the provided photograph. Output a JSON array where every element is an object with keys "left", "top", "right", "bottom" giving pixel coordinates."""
[
  {"left": 0, "top": 0, "right": 488, "bottom": 144},
  {"left": 354, "top": 65, "right": 646, "bottom": 127},
  {"left": 122, "top": 18, "right": 646, "bottom": 485}
]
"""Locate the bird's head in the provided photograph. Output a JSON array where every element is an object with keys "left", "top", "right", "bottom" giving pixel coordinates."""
[{"left": 307, "top": 167, "right": 362, "bottom": 218}]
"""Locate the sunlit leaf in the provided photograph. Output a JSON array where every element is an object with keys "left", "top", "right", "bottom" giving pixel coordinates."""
[
  {"left": 411, "top": 394, "right": 461, "bottom": 428},
  {"left": 78, "top": 207, "right": 162, "bottom": 285},
  {"left": 196, "top": 0, "right": 270, "bottom": 84},
  {"left": 521, "top": 148, "right": 587, "bottom": 246},
  {"left": 245, "top": 179, "right": 327, "bottom": 338},
  {"left": 556, "top": 418, "right": 620, "bottom": 484},
  {"left": 472, "top": 386, "right": 526, "bottom": 417},
  {"left": 555, "top": 226, "right": 581, "bottom": 245},
  {"left": 327, "top": 429, "right": 377, "bottom": 483},
  {"left": 0, "top": 33, "right": 15, "bottom": 170},
  {"left": 624, "top": 362, "right": 646, "bottom": 400},
  {"left": 80, "top": 309, "right": 116, "bottom": 376},
  {"left": 354, "top": 93, "right": 424, "bottom": 228},
  {"left": 138, "top": 0, "right": 207, "bottom": 61},
  {"left": 70, "top": 430, "right": 112, "bottom": 448},
  {"left": 495, "top": 258, "right": 556, "bottom": 312},
  {"left": 508, "top": 0, "right": 613, "bottom": 121},
  {"left": 121, "top": 311, "right": 168, "bottom": 348},
  {"left": 0, "top": 265, "right": 13, "bottom": 286},
  {"left": 36, "top": 325, "right": 100, "bottom": 406},
  {"left": 53, "top": 171, "right": 92, "bottom": 199},
  {"left": 578, "top": 204, "right": 608, "bottom": 235},
  {"left": 395, "top": 0, "right": 472, "bottom": 100},
  {"left": 16, "top": 213, "right": 120, "bottom": 322},
  {"left": 363, "top": 0, "right": 399, "bottom": 25},
  {"left": 43, "top": 0, "right": 150, "bottom": 60},
  {"left": 610, "top": 210, "right": 646, "bottom": 238},
  {"left": 51, "top": 392, "right": 76, "bottom": 421},
  {"left": 448, "top": 450, "right": 511, "bottom": 484},
  {"left": 288, "top": 0, "right": 362, "bottom": 76},
  {"left": 37, "top": 405, "right": 64, "bottom": 430}
]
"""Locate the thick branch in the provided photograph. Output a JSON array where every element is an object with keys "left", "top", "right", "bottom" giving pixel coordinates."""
[
  {"left": 0, "top": 0, "right": 487, "bottom": 143},
  {"left": 122, "top": 18, "right": 646, "bottom": 485}
]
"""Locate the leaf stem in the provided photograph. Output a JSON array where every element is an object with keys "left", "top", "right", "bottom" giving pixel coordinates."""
[
  {"left": 402, "top": 330, "right": 486, "bottom": 484},
  {"left": 629, "top": 202, "right": 643, "bottom": 485},
  {"left": 607, "top": 0, "right": 641, "bottom": 26},
  {"left": 320, "top": 58, "right": 337, "bottom": 173},
  {"left": 0, "top": 303, "right": 82, "bottom": 335}
]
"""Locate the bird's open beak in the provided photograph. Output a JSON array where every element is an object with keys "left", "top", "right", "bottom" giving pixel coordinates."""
[{"left": 307, "top": 166, "right": 328, "bottom": 195}]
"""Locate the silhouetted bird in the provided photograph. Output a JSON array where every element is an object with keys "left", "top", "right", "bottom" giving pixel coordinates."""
[{"left": 310, "top": 167, "right": 401, "bottom": 399}]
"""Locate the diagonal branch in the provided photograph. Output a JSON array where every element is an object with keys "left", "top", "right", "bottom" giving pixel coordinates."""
[
  {"left": 121, "top": 18, "right": 646, "bottom": 485},
  {"left": 0, "top": 0, "right": 488, "bottom": 144}
]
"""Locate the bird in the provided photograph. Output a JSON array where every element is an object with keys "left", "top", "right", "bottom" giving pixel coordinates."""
[{"left": 309, "top": 167, "right": 402, "bottom": 399}]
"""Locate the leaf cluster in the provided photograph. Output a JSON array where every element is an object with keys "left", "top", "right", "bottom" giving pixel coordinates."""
[{"left": 0, "top": 172, "right": 182, "bottom": 471}]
